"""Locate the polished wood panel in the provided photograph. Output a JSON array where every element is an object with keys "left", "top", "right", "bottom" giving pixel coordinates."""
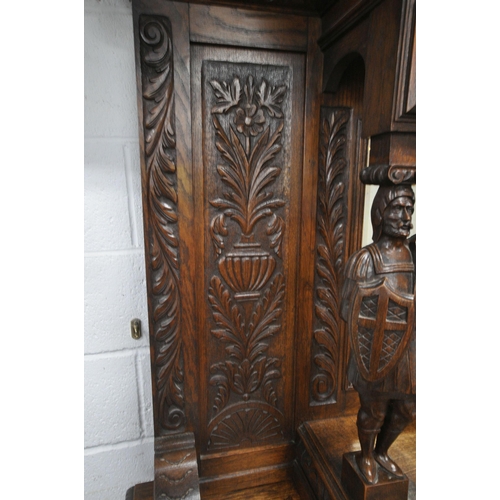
[
  {"left": 190, "top": 4, "right": 308, "bottom": 51},
  {"left": 199, "top": 442, "right": 294, "bottom": 477},
  {"left": 130, "top": 478, "right": 310, "bottom": 500},
  {"left": 191, "top": 44, "right": 305, "bottom": 457}
]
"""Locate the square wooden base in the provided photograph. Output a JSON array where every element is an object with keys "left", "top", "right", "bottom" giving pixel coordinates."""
[{"left": 341, "top": 452, "right": 409, "bottom": 500}]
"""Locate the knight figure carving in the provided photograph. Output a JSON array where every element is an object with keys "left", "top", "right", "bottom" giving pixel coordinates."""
[{"left": 340, "top": 184, "right": 416, "bottom": 485}]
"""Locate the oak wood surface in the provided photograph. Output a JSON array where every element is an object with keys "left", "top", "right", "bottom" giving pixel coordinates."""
[
  {"left": 298, "top": 415, "right": 415, "bottom": 499},
  {"left": 158, "top": 0, "right": 336, "bottom": 16},
  {"left": 190, "top": 43, "right": 305, "bottom": 456},
  {"left": 189, "top": 4, "right": 309, "bottom": 51},
  {"left": 131, "top": 478, "right": 309, "bottom": 500},
  {"left": 130, "top": 0, "right": 416, "bottom": 498}
]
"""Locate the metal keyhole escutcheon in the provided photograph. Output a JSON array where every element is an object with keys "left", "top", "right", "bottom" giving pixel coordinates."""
[{"left": 131, "top": 318, "right": 142, "bottom": 339}]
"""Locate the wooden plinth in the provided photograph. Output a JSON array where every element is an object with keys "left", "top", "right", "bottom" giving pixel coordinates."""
[
  {"left": 127, "top": 479, "right": 308, "bottom": 499},
  {"left": 297, "top": 415, "right": 415, "bottom": 500},
  {"left": 341, "top": 452, "right": 409, "bottom": 500},
  {"left": 128, "top": 416, "right": 415, "bottom": 499}
]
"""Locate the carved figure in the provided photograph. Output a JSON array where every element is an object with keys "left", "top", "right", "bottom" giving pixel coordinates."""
[{"left": 340, "top": 184, "right": 416, "bottom": 484}]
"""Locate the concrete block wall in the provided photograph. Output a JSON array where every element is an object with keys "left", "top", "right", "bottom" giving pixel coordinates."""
[{"left": 84, "top": 0, "right": 154, "bottom": 498}]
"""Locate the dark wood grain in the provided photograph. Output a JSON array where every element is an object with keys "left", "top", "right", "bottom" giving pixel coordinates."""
[
  {"left": 191, "top": 44, "right": 305, "bottom": 458},
  {"left": 131, "top": 478, "right": 310, "bottom": 500},
  {"left": 154, "top": 433, "right": 201, "bottom": 500},
  {"left": 130, "top": 0, "right": 416, "bottom": 498},
  {"left": 160, "top": 0, "right": 336, "bottom": 16},
  {"left": 190, "top": 4, "right": 308, "bottom": 51},
  {"left": 297, "top": 417, "right": 415, "bottom": 500},
  {"left": 394, "top": 0, "right": 416, "bottom": 119},
  {"left": 134, "top": 10, "right": 186, "bottom": 436}
]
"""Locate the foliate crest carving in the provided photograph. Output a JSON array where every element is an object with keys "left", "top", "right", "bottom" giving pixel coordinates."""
[
  {"left": 310, "top": 108, "right": 351, "bottom": 405},
  {"left": 139, "top": 15, "right": 185, "bottom": 433},
  {"left": 204, "top": 65, "right": 290, "bottom": 448}
]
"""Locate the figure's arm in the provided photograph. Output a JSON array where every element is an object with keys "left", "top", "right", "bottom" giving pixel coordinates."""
[{"left": 340, "top": 248, "right": 373, "bottom": 322}]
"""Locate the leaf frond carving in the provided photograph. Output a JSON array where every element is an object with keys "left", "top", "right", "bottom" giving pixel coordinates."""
[
  {"left": 140, "top": 14, "right": 185, "bottom": 432},
  {"left": 210, "top": 77, "right": 242, "bottom": 114},
  {"left": 311, "top": 107, "right": 350, "bottom": 404}
]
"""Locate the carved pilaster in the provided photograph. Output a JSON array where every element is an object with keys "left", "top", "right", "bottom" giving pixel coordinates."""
[
  {"left": 310, "top": 107, "right": 351, "bottom": 405},
  {"left": 139, "top": 14, "right": 185, "bottom": 434}
]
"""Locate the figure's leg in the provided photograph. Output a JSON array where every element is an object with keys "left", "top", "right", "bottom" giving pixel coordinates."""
[
  {"left": 374, "top": 397, "right": 416, "bottom": 477},
  {"left": 355, "top": 393, "right": 388, "bottom": 484}
]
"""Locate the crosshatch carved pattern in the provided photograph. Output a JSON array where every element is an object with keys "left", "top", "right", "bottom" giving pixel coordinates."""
[
  {"left": 204, "top": 63, "right": 291, "bottom": 448},
  {"left": 310, "top": 107, "right": 351, "bottom": 405},
  {"left": 139, "top": 14, "right": 185, "bottom": 434}
]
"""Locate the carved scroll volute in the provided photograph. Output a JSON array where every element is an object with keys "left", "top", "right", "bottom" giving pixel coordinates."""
[
  {"left": 139, "top": 15, "right": 185, "bottom": 434},
  {"left": 310, "top": 107, "right": 351, "bottom": 405},
  {"left": 203, "top": 65, "right": 290, "bottom": 449}
]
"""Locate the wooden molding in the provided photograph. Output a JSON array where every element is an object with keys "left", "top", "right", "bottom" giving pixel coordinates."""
[{"left": 318, "top": 0, "right": 383, "bottom": 50}]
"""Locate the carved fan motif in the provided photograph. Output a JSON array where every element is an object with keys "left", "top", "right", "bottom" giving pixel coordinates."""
[
  {"left": 208, "top": 404, "right": 284, "bottom": 449},
  {"left": 310, "top": 108, "right": 350, "bottom": 405},
  {"left": 139, "top": 15, "right": 185, "bottom": 433}
]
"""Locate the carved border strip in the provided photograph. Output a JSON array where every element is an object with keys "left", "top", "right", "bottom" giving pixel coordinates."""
[
  {"left": 310, "top": 107, "right": 351, "bottom": 405},
  {"left": 139, "top": 14, "right": 185, "bottom": 434}
]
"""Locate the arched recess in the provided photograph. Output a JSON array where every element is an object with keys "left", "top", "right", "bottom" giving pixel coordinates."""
[{"left": 324, "top": 52, "right": 365, "bottom": 96}]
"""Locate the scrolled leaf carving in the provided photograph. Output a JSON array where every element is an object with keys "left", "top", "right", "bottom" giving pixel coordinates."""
[
  {"left": 360, "top": 163, "right": 416, "bottom": 185},
  {"left": 311, "top": 108, "right": 351, "bottom": 405},
  {"left": 208, "top": 75, "right": 286, "bottom": 239},
  {"left": 208, "top": 274, "right": 285, "bottom": 413},
  {"left": 139, "top": 14, "right": 185, "bottom": 433}
]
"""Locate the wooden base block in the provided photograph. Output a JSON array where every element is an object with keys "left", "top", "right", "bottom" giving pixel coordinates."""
[
  {"left": 127, "top": 479, "right": 308, "bottom": 499},
  {"left": 154, "top": 433, "right": 201, "bottom": 500},
  {"left": 341, "top": 452, "right": 408, "bottom": 500},
  {"left": 296, "top": 416, "right": 415, "bottom": 500}
]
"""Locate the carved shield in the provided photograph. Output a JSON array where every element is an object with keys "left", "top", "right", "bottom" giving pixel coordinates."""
[{"left": 348, "top": 277, "right": 415, "bottom": 382}]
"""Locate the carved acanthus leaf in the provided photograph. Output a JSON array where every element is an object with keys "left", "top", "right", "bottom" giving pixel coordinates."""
[
  {"left": 311, "top": 108, "right": 350, "bottom": 404},
  {"left": 210, "top": 77, "right": 242, "bottom": 114},
  {"left": 209, "top": 273, "right": 285, "bottom": 412},
  {"left": 139, "top": 14, "right": 185, "bottom": 432}
]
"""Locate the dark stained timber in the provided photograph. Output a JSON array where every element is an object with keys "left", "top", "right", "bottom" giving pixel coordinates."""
[
  {"left": 310, "top": 107, "right": 351, "bottom": 405},
  {"left": 139, "top": 14, "right": 186, "bottom": 434},
  {"left": 204, "top": 64, "right": 290, "bottom": 448}
]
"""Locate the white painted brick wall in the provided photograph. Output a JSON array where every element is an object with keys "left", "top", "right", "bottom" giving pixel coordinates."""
[{"left": 84, "top": 0, "right": 154, "bottom": 498}]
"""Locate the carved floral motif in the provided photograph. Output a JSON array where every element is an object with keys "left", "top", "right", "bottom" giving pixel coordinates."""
[
  {"left": 139, "top": 15, "right": 185, "bottom": 433},
  {"left": 209, "top": 75, "right": 286, "bottom": 242},
  {"left": 205, "top": 69, "right": 289, "bottom": 447},
  {"left": 311, "top": 108, "right": 350, "bottom": 404}
]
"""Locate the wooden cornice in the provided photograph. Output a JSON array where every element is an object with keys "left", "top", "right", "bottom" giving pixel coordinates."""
[
  {"left": 167, "top": 0, "right": 337, "bottom": 16},
  {"left": 318, "top": 0, "right": 383, "bottom": 50}
]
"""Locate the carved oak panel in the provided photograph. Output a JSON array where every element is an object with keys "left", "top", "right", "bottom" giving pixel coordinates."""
[
  {"left": 204, "top": 61, "right": 290, "bottom": 450},
  {"left": 191, "top": 47, "right": 305, "bottom": 452}
]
